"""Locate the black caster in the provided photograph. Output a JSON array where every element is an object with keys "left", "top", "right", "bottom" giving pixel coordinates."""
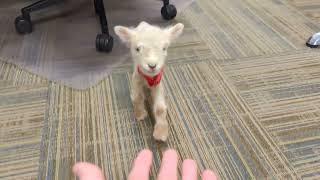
[
  {"left": 161, "top": 4, "right": 177, "bottom": 20},
  {"left": 15, "top": 15, "right": 33, "bottom": 34},
  {"left": 96, "top": 34, "right": 113, "bottom": 52}
]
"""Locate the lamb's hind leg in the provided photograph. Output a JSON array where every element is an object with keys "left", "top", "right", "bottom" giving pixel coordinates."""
[{"left": 151, "top": 84, "right": 168, "bottom": 141}]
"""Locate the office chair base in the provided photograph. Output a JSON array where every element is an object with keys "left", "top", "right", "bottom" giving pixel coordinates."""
[
  {"left": 15, "top": 0, "right": 178, "bottom": 52},
  {"left": 15, "top": 15, "right": 33, "bottom": 34},
  {"left": 96, "top": 34, "right": 113, "bottom": 52},
  {"left": 161, "top": 4, "right": 177, "bottom": 20}
]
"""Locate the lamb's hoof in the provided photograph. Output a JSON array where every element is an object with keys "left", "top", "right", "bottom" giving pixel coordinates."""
[
  {"left": 135, "top": 109, "right": 147, "bottom": 121},
  {"left": 153, "top": 122, "right": 169, "bottom": 142}
]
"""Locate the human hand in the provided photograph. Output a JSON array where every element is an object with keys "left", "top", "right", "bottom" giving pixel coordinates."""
[{"left": 73, "top": 149, "right": 217, "bottom": 180}]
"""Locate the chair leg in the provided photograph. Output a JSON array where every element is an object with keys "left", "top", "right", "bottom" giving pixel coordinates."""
[
  {"left": 161, "top": 0, "right": 177, "bottom": 20},
  {"left": 94, "top": 0, "right": 113, "bottom": 52},
  {"left": 163, "top": 0, "right": 170, "bottom": 6},
  {"left": 15, "top": 0, "right": 63, "bottom": 34}
]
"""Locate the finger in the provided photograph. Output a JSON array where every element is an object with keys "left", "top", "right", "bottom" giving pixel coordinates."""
[
  {"left": 202, "top": 170, "right": 218, "bottom": 180},
  {"left": 182, "top": 159, "right": 197, "bottom": 180},
  {"left": 157, "top": 149, "right": 178, "bottom": 180},
  {"left": 128, "top": 149, "right": 153, "bottom": 180},
  {"left": 72, "top": 162, "right": 106, "bottom": 180}
]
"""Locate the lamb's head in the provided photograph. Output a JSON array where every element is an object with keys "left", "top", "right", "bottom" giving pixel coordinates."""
[{"left": 114, "top": 21, "right": 184, "bottom": 76}]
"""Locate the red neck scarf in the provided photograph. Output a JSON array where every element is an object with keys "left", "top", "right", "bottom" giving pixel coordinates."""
[{"left": 137, "top": 66, "right": 164, "bottom": 87}]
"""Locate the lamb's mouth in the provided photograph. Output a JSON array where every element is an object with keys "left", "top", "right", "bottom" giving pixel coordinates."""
[{"left": 143, "top": 69, "right": 160, "bottom": 76}]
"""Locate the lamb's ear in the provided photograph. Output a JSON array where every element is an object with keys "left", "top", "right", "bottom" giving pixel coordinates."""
[
  {"left": 165, "top": 23, "right": 184, "bottom": 42},
  {"left": 114, "top": 26, "right": 135, "bottom": 45}
]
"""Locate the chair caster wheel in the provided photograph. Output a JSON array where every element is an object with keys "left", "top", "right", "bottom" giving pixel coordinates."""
[
  {"left": 96, "top": 34, "right": 113, "bottom": 52},
  {"left": 161, "top": 4, "right": 177, "bottom": 20},
  {"left": 15, "top": 15, "right": 33, "bottom": 34}
]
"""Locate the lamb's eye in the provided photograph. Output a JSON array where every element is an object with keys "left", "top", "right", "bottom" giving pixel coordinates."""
[
  {"left": 136, "top": 47, "right": 141, "bottom": 52},
  {"left": 162, "top": 47, "right": 167, "bottom": 51}
]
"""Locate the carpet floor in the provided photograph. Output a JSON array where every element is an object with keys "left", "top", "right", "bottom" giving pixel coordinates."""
[{"left": 1, "top": 0, "right": 320, "bottom": 179}]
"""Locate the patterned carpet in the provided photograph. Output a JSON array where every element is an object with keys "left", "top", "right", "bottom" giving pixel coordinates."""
[
  {"left": 288, "top": 0, "right": 320, "bottom": 23},
  {"left": 1, "top": 0, "right": 320, "bottom": 179}
]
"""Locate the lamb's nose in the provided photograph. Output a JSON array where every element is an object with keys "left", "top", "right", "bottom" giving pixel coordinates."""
[{"left": 148, "top": 64, "right": 157, "bottom": 69}]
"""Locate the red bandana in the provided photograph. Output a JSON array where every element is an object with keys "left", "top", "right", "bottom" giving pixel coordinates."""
[{"left": 138, "top": 66, "right": 164, "bottom": 87}]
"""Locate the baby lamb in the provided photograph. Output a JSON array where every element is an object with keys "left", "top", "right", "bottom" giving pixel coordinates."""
[{"left": 114, "top": 21, "right": 184, "bottom": 141}]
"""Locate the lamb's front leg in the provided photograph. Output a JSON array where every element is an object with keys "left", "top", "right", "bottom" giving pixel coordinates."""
[
  {"left": 151, "top": 83, "right": 168, "bottom": 141},
  {"left": 131, "top": 74, "right": 147, "bottom": 121}
]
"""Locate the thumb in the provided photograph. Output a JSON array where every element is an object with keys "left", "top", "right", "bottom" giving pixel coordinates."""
[{"left": 73, "top": 162, "right": 106, "bottom": 180}]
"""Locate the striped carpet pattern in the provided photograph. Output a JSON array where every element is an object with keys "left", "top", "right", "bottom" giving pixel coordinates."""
[
  {"left": 0, "top": 62, "right": 48, "bottom": 179},
  {"left": 220, "top": 50, "right": 320, "bottom": 179},
  {"left": 183, "top": 0, "right": 319, "bottom": 61},
  {"left": 1, "top": 0, "right": 320, "bottom": 179},
  {"left": 288, "top": 0, "right": 320, "bottom": 22}
]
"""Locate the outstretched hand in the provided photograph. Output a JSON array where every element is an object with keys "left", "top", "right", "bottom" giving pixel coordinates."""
[{"left": 73, "top": 149, "right": 217, "bottom": 180}]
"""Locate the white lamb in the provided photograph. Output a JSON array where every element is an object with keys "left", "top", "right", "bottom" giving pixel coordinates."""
[{"left": 114, "top": 21, "right": 184, "bottom": 141}]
